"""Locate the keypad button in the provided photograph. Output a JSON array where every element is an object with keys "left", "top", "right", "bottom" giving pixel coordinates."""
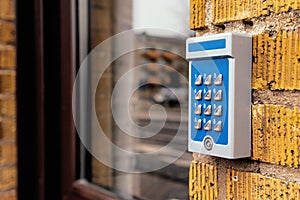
[
  {"left": 194, "top": 105, "right": 202, "bottom": 115},
  {"left": 204, "top": 75, "right": 212, "bottom": 85},
  {"left": 214, "top": 90, "right": 222, "bottom": 101},
  {"left": 195, "top": 75, "right": 202, "bottom": 86},
  {"left": 204, "top": 105, "right": 212, "bottom": 116},
  {"left": 194, "top": 119, "right": 202, "bottom": 130},
  {"left": 195, "top": 90, "right": 202, "bottom": 100},
  {"left": 204, "top": 120, "right": 212, "bottom": 131},
  {"left": 214, "top": 121, "right": 222, "bottom": 132},
  {"left": 214, "top": 105, "right": 222, "bottom": 116},
  {"left": 204, "top": 90, "right": 212, "bottom": 101},
  {"left": 214, "top": 74, "right": 223, "bottom": 85}
]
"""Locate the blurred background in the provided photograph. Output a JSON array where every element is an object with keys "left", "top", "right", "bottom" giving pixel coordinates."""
[{"left": 78, "top": 0, "right": 194, "bottom": 199}]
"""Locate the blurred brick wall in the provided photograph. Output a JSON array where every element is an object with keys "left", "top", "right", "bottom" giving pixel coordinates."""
[
  {"left": 90, "top": 0, "right": 114, "bottom": 188},
  {"left": 189, "top": 0, "right": 300, "bottom": 199},
  {"left": 0, "top": 0, "right": 17, "bottom": 199}
]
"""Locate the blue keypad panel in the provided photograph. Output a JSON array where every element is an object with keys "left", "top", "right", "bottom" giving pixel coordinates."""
[{"left": 190, "top": 58, "right": 229, "bottom": 145}]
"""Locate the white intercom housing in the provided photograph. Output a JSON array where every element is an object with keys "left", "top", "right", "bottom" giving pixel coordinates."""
[{"left": 186, "top": 33, "right": 252, "bottom": 159}]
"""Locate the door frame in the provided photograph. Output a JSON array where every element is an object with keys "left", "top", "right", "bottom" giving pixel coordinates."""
[{"left": 16, "top": 0, "right": 120, "bottom": 199}]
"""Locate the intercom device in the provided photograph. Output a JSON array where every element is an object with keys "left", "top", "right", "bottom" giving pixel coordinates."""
[{"left": 186, "top": 33, "right": 252, "bottom": 159}]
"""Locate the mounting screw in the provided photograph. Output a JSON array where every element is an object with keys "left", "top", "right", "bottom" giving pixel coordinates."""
[{"left": 232, "top": 176, "right": 238, "bottom": 182}]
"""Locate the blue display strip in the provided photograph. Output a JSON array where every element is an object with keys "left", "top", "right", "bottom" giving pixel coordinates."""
[{"left": 188, "top": 39, "right": 226, "bottom": 52}]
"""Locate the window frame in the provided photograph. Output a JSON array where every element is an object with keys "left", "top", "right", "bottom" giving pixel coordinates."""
[{"left": 16, "top": 0, "right": 120, "bottom": 199}]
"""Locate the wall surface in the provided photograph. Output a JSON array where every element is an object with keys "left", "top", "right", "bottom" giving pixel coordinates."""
[
  {"left": 0, "top": 0, "right": 17, "bottom": 199},
  {"left": 90, "top": 0, "right": 114, "bottom": 188},
  {"left": 189, "top": 0, "right": 300, "bottom": 199}
]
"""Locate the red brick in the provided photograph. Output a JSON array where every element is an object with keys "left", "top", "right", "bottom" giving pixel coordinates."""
[
  {"left": 0, "top": 96, "right": 15, "bottom": 117},
  {"left": 0, "top": 21, "right": 15, "bottom": 44},
  {"left": 0, "top": 119, "right": 16, "bottom": 141},
  {"left": 0, "top": 190, "right": 16, "bottom": 200},
  {"left": 0, "top": 73, "right": 15, "bottom": 93},
  {"left": 0, "top": 46, "right": 15, "bottom": 69},
  {"left": 0, "top": 167, "right": 16, "bottom": 191},
  {"left": 0, "top": 0, "right": 15, "bottom": 20},
  {"left": 0, "top": 144, "right": 16, "bottom": 165}
]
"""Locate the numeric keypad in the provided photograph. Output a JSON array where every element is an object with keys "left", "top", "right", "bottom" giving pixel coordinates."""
[{"left": 193, "top": 73, "right": 224, "bottom": 132}]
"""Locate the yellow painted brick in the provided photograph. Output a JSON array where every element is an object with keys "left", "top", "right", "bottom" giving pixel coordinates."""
[
  {"left": 291, "top": 30, "right": 298, "bottom": 88},
  {"left": 0, "top": 0, "right": 15, "bottom": 20},
  {"left": 0, "top": 144, "right": 16, "bottom": 165},
  {"left": 294, "top": 0, "right": 300, "bottom": 10},
  {"left": 237, "top": 171, "right": 244, "bottom": 198},
  {"left": 227, "top": 169, "right": 233, "bottom": 199},
  {"left": 252, "top": 35, "right": 257, "bottom": 88},
  {"left": 214, "top": 0, "right": 220, "bottom": 23},
  {"left": 189, "top": 161, "right": 218, "bottom": 199},
  {"left": 0, "top": 119, "right": 16, "bottom": 141},
  {"left": 247, "top": 0, "right": 253, "bottom": 18},
  {"left": 227, "top": 169, "right": 300, "bottom": 199},
  {"left": 251, "top": 0, "right": 257, "bottom": 19},
  {"left": 224, "top": 0, "right": 228, "bottom": 22},
  {"left": 269, "top": 106, "right": 276, "bottom": 163},
  {"left": 216, "top": 0, "right": 221, "bottom": 22},
  {"left": 209, "top": 0, "right": 300, "bottom": 24},
  {"left": 282, "top": 0, "right": 291, "bottom": 13},
  {"left": 252, "top": 30, "right": 300, "bottom": 90},
  {"left": 212, "top": 0, "right": 216, "bottom": 22},
  {"left": 252, "top": 104, "right": 300, "bottom": 168},
  {"left": 0, "top": 73, "right": 15, "bottom": 93},
  {"left": 274, "top": 31, "right": 282, "bottom": 89},
  {"left": 286, "top": 31, "right": 293, "bottom": 90},
  {"left": 267, "top": 35, "right": 276, "bottom": 86},
  {"left": 274, "top": 0, "right": 279, "bottom": 13},
  {"left": 0, "top": 21, "right": 15, "bottom": 44},
  {"left": 0, "top": 46, "right": 15, "bottom": 69},
  {"left": 215, "top": 0, "right": 220, "bottom": 24},
  {"left": 246, "top": 173, "right": 252, "bottom": 199},
  {"left": 239, "top": 0, "right": 244, "bottom": 19},
  {"left": 219, "top": 0, "right": 226, "bottom": 23},
  {"left": 297, "top": 29, "right": 300, "bottom": 89},
  {"left": 243, "top": 0, "right": 249, "bottom": 18},
  {"left": 0, "top": 96, "right": 15, "bottom": 117},
  {"left": 256, "top": 34, "right": 263, "bottom": 86},
  {"left": 261, "top": 0, "right": 270, "bottom": 15},
  {"left": 280, "top": 31, "right": 288, "bottom": 89},
  {"left": 286, "top": 108, "right": 294, "bottom": 166},
  {"left": 0, "top": 167, "right": 16, "bottom": 191},
  {"left": 222, "top": 0, "right": 227, "bottom": 23},
  {"left": 252, "top": 104, "right": 264, "bottom": 161},
  {"left": 190, "top": 0, "right": 205, "bottom": 29},
  {"left": 245, "top": 0, "right": 252, "bottom": 18},
  {"left": 231, "top": 0, "right": 236, "bottom": 22},
  {"left": 262, "top": 34, "right": 268, "bottom": 85},
  {"left": 0, "top": 190, "right": 16, "bottom": 200}
]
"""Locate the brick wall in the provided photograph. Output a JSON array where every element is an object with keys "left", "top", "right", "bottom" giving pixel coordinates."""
[
  {"left": 189, "top": 0, "right": 300, "bottom": 199},
  {"left": 0, "top": 0, "right": 17, "bottom": 199},
  {"left": 90, "top": 0, "right": 114, "bottom": 188}
]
